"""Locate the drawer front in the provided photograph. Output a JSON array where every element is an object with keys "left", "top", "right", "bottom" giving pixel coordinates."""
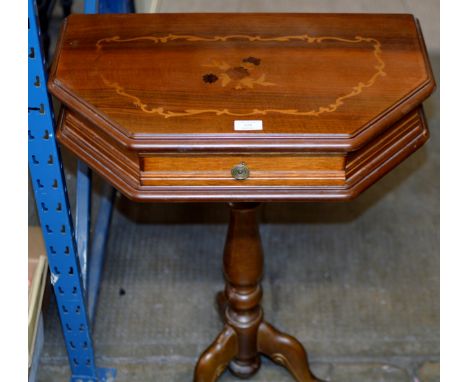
[{"left": 140, "top": 154, "right": 346, "bottom": 187}]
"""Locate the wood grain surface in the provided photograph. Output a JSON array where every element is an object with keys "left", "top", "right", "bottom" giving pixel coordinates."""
[
  {"left": 49, "top": 13, "right": 434, "bottom": 202},
  {"left": 49, "top": 13, "right": 434, "bottom": 151},
  {"left": 56, "top": 106, "right": 428, "bottom": 201}
]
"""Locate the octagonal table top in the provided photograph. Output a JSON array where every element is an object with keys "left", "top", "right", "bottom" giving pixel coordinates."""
[
  {"left": 48, "top": 13, "right": 435, "bottom": 202},
  {"left": 49, "top": 13, "right": 434, "bottom": 151}
]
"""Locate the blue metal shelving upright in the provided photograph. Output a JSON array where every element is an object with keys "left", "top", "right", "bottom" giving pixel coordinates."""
[{"left": 28, "top": 0, "right": 132, "bottom": 380}]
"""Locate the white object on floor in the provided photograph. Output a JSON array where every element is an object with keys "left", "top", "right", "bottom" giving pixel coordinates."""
[{"left": 28, "top": 314, "right": 44, "bottom": 382}]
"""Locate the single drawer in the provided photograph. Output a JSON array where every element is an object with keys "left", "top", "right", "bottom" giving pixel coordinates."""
[{"left": 140, "top": 154, "right": 346, "bottom": 187}]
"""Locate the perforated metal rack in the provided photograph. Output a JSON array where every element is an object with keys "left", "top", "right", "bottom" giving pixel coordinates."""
[{"left": 28, "top": 0, "right": 133, "bottom": 380}]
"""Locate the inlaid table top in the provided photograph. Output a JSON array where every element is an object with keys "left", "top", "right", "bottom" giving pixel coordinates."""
[{"left": 49, "top": 13, "right": 435, "bottom": 202}]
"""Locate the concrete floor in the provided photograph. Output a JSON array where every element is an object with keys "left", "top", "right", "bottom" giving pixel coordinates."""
[{"left": 31, "top": 1, "right": 440, "bottom": 381}]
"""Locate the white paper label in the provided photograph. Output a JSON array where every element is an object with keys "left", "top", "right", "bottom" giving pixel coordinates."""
[{"left": 234, "top": 120, "right": 263, "bottom": 131}]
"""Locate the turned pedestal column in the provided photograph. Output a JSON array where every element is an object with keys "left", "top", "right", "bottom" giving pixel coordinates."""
[{"left": 195, "top": 203, "right": 322, "bottom": 382}]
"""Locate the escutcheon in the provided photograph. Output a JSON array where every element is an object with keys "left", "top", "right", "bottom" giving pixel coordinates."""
[{"left": 231, "top": 162, "right": 250, "bottom": 180}]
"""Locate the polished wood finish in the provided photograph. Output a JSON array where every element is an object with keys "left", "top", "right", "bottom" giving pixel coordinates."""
[
  {"left": 195, "top": 203, "right": 322, "bottom": 382},
  {"left": 49, "top": 13, "right": 434, "bottom": 202},
  {"left": 56, "top": 106, "right": 428, "bottom": 201},
  {"left": 49, "top": 13, "right": 433, "bottom": 148},
  {"left": 47, "top": 13, "right": 435, "bottom": 381}
]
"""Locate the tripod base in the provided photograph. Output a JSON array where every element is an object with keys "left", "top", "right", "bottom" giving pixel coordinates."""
[{"left": 194, "top": 203, "right": 322, "bottom": 382}]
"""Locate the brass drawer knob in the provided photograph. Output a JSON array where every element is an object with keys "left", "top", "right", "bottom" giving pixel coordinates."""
[{"left": 231, "top": 162, "right": 250, "bottom": 180}]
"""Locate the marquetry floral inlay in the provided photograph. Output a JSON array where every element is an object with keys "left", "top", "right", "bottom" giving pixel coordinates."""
[
  {"left": 202, "top": 56, "right": 276, "bottom": 90},
  {"left": 96, "top": 34, "right": 386, "bottom": 119}
]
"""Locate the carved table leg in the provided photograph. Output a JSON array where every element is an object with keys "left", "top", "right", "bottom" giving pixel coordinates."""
[
  {"left": 195, "top": 203, "right": 322, "bottom": 382},
  {"left": 194, "top": 325, "right": 238, "bottom": 382},
  {"left": 258, "top": 321, "right": 323, "bottom": 382}
]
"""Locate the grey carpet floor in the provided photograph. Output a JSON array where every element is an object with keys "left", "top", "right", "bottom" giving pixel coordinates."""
[{"left": 32, "top": 1, "right": 439, "bottom": 381}]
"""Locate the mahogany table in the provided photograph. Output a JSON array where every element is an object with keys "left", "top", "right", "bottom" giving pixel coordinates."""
[{"left": 49, "top": 13, "right": 435, "bottom": 382}]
